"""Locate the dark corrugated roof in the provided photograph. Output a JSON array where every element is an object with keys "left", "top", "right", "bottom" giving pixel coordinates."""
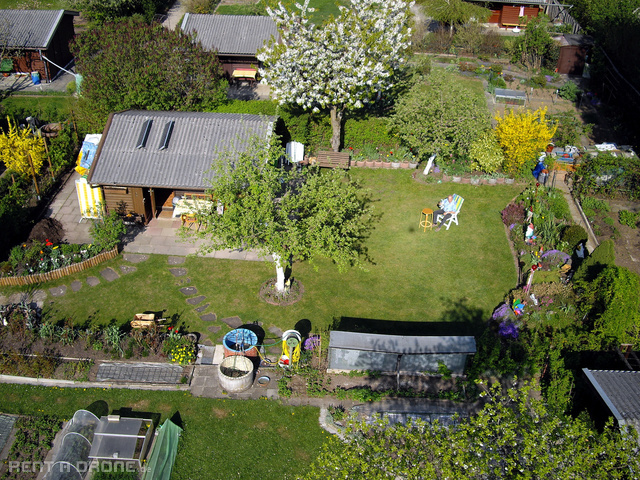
[
  {"left": 328, "top": 331, "right": 477, "bottom": 355},
  {"left": 88, "top": 111, "right": 277, "bottom": 190},
  {"left": 0, "top": 10, "right": 77, "bottom": 49},
  {"left": 583, "top": 369, "right": 640, "bottom": 425},
  {"left": 181, "top": 14, "right": 277, "bottom": 55}
]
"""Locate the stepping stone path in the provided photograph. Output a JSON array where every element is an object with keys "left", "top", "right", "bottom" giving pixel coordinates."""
[
  {"left": 168, "top": 256, "right": 185, "bottom": 265},
  {"left": 268, "top": 326, "right": 283, "bottom": 337},
  {"left": 200, "top": 313, "right": 217, "bottom": 322},
  {"left": 186, "top": 295, "right": 206, "bottom": 305},
  {"left": 179, "top": 286, "right": 198, "bottom": 296},
  {"left": 195, "top": 303, "right": 210, "bottom": 313},
  {"left": 221, "top": 316, "right": 243, "bottom": 328},
  {"left": 49, "top": 285, "right": 67, "bottom": 297},
  {"left": 169, "top": 268, "right": 187, "bottom": 277},
  {"left": 70, "top": 280, "right": 83, "bottom": 292},
  {"left": 86, "top": 276, "right": 100, "bottom": 287},
  {"left": 100, "top": 267, "right": 120, "bottom": 282},
  {"left": 207, "top": 325, "right": 221, "bottom": 334},
  {"left": 123, "top": 253, "right": 149, "bottom": 263},
  {"left": 120, "top": 265, "right": 137, "bottom": 275}
]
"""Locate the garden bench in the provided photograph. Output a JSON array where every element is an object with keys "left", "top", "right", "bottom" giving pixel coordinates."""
[{"left": 313, "top": 151, "right": 350, "bottom": 169}]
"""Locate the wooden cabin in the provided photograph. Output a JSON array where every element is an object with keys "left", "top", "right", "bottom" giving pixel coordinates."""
[
  {"left": 0, "top": 9, "right": 77, "bottom": 83},
  {"left": 87, "top": 111, "right": 278, "bottom": 224},
  {"left": 180, "top": 14, "right": 278, "bottom": 83}
]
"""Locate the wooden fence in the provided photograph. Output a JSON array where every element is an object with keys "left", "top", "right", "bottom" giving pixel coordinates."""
[{"left": 0, "top": 247, "right": 119, "bottom": 287}]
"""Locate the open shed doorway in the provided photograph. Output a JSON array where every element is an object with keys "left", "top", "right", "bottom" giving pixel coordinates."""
[{"left": 153, "top": 188, "right": 174, "bottom": 219}]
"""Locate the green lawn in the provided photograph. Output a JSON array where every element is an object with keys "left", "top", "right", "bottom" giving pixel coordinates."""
[
  {"left": 217, "top": 0, "right": 346, "bottom": 24},
  {"left": 0, "top": 0, "right": 70, "bottom": 8},
  {"left": 0, "top": 384, "right": 326, "bottom": 479},
  {"left": 1, "top": 170, "right": 519, "bottom": 343},
  {"left": 0, "top": 95, "right": 75, "bottom": 123}
]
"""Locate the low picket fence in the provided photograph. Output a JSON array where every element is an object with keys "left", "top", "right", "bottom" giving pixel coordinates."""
[{"left": 0, "top": 247, "right": 119, "bottom": 287}]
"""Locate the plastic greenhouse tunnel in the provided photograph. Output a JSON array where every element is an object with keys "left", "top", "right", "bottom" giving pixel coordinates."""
[{"left": 141, "top": 419, "right": 182, "bottom": 480}]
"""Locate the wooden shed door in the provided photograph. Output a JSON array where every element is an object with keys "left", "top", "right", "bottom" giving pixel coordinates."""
[{"left": 131, "top": 187, "right": 152, "bottom": 224}]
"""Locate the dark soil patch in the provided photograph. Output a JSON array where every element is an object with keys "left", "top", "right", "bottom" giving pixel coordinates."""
[
  {"left": 259, "top": 278, "right": 304, "bottom": 306},
  {"left": 27, "top": 218, "right": 64, "bottom": 245}
]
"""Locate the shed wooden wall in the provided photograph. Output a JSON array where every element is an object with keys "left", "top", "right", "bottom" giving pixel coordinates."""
[
  {"left": 500, "top": 6, "right": 540, "bottom": 27},
  {"left": 557, "top": 45, "right": 587, "bottom": 75}
]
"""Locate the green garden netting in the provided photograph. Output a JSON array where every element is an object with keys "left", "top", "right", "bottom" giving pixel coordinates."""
[{"left": 141, "top": 419, "right": 182, "bottom": 480}]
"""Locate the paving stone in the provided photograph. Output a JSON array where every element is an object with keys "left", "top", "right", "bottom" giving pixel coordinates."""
[
  {"left": 120, "top": 265, "right": 137, "bottom": 275},
  {"left": 86, "top": 276, "right": 100, "bottom": 287},
  {"left": 100, "top": 267, "right": 120, "bottom": 282},
  {"left": 202, "top": 314, "right": 218, "bottom": 324},
  {"left": 168, "top": 256, "right": 186, "bottom": 265},
  {"left": 31, "top": 290, "right": 47, "bottom": 304},
  {"left": 123, "top": 253, "right": 149, "bottom": 263},
  {"left": 186, "top": 295, "right": 206, "bottom": 305},
  {"left": 202, "top": 338, "right": 214, "bottom": 346},
  {"left": 70, "top": 280, "right": 83, "bottom": 292},
  {"left": 0, "top": 414, "right": 17, "bottom": 453},
  {"left": 220, "top": 316, "right": 243, "bottom": 328},
  {"left": 6, "top": 290, "right": 47, "bottom": 306},
  {"left": 268, "top": 326, "right": 283, "bottom": 337},
  {"left": 194, "top": 303, "right": 210, "bottom": 313},
  {"left": 179, "top": 286, "right": 198, "bottom": 296},
  {"left": 0, "top": 294, "right": 8, "bottom": 305},
  {"left": 49, "top": 285, "right": 67, "bottom": 297},
  {"left": 169, "top": 268, "right": 187, "bottom": 277}
]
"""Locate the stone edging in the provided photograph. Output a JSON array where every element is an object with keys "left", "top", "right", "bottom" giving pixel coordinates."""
[{"left": 0, "top": 247, "right": 119, "bottom": 287}]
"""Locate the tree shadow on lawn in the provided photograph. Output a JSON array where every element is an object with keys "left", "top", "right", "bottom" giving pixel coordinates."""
[{"left": 334, "top": 297, "right": 487, "bottom": 337}]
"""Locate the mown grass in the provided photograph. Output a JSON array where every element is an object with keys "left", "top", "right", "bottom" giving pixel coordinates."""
[
  {"left": 217, "top": 0, "right": 346, "bottom": 24},
  {"left": 0, "top": 383, "right": 326, "bottom": 480},
  {"left": 1, "top": 170, "right": 519, "bottom": 343},
  {"left": 0, "top": 0, "right": 70, "bottom": 8}
]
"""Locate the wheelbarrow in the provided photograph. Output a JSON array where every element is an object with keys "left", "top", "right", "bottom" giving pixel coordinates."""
[{"left": 130, "top": 313, "right": 167, "bottom": 329}]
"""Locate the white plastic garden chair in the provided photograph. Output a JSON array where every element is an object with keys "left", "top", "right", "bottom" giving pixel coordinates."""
[{"left": 436, "top": 194, "right": 464, "bottom": 230}]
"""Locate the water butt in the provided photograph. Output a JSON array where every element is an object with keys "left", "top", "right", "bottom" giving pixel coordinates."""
[
  {"left": 218, "top": 356, "right": 255, "bottom": 393},
  {"left": 223, "top": 328, "right": 258, "bottom": 357}
]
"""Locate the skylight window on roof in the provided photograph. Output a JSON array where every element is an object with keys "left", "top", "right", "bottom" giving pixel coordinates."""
[
  {"left": 159, "top": 120, "right": 175, "bottom": 150},
  {"left": 136, "top": 119, "right": 152, "bottom": 149}
]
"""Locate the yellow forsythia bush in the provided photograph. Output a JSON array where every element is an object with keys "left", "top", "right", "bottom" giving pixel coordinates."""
[
  {"left": 0, "top": 116, "right": 46, "bottom": 177},
  {"left": 495, "top": 107, "right": 557, "bottom": 177}
]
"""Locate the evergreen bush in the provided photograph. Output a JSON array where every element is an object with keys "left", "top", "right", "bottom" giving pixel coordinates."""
[{"left": 573, "top": 239, "right": 615, "bottom": 284}]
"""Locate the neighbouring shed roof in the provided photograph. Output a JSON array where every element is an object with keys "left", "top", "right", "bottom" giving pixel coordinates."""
[
  {"left": 88, "top": 111, "right": 277, "bottom": 190},
  {"left": 583, "top": 369, "right": 640, "bottom": 426},
  {"left": 0, "top": 9, "right": 78, "bottom": 49},
  {"left": 328, "top": 331, "right": 476, "bottom": 355},
  {"left": 180, "top": 14, "right": 277, "bottom": 56}
]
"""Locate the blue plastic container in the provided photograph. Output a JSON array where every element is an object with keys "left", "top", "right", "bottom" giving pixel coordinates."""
[
  {"left": 31, "top": 71, "right": 40, "bottom": 85},
  {"left": 223, "top": 328, "right": 258, "bottom": 357}
]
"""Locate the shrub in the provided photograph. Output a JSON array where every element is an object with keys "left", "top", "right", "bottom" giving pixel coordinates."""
[
  {"left": 344, "top": 116, "right": 395, "bottom": 150},
  {"left": 560, "top": 225, "right": 588, "bottom": 250},
  {"left": 90, "top": 210, "right": 126, "bottom": 251},
  {"left": 501, "top": 202, "right": 526, "bottom": 227},
  {"left": 530, "top": 74, "right": 547, "bottom": 88},
  {"left": 549, "top": 110, "right": 593, "bottom": 147},
  {"left": 557, "top": 81, "right": 581, "bottom": 102},
  {"left": 469, "top": 130, "right": 504, "bottom": 173},
  {"left": 573, "top": 239, "right": 616, "bottom": 284},
  {"left": 581, "top": 196, "right": 610, "bottom": 213},
  {"left": 619, "top": 210, "right": 639, "bottom": 228}
]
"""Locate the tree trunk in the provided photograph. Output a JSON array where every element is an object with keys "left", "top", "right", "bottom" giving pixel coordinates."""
[
  {"left": 273, "top": 253, "right": 286, "bottom": 292},
  {"left": 330, "top": 106, "right": 343, "bottom": 153}
]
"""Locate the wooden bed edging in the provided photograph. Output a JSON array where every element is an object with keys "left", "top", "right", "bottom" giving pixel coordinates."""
[{"left": 0, "top": 247, "right": 119, "bottom": 287}]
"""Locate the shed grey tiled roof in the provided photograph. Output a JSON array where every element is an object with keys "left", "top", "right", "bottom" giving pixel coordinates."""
[
  {"left": 0, "top": 10, "right": 77, "bottom": 49},
  {"left": 181, "top": 14, "right": 277, "bottom": 55},
  {"left": 88, "top": 111, "right": 277, "bottom": 190},
  {"left": 583, "top": 369, "right": 640, "bottom": 425},
  {"left": 329, "top": 331, "right": 476, "bottom": 355}
]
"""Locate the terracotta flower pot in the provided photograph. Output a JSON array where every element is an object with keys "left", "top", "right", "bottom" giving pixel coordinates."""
[
  {"left": 442, "top": 174, "right": 451, "bottom": 182},
  {"left": 374, "top": 161, "right": 384, "bottom": 168},
  {"left": 364, "top": 160, "right": 375, "bottom": 168},
  {"left": 400, "top": 162, "right": 410, "bottom": 169},
  {"left": 496, "top": 177, "right": 505, "bottom": 184},
  {"left": 461, "top": 177, "right": 471, "bottom": 184},
  {"left": 355, "top": 160, "right": 365, "bottom": 167},
  {"left": 383, "top": 162, "right": 392, "bottom": 169}
]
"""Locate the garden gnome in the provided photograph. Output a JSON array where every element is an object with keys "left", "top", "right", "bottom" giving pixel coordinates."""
[{"left": 525, "top": 223, "right": 536, "bottom": 245}]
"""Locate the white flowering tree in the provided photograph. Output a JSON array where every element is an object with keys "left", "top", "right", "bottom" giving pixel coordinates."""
[{"left": 258, "top": 0, "right": 413, "bottom": 152}]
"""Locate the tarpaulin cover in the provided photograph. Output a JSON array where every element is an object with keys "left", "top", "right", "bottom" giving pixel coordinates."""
[{"left": 141, "top": 419, "right": 182, "bottom": 480}]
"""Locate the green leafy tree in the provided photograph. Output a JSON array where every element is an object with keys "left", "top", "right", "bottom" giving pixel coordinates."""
[
  {"left": 305, "top": 381, "right": 640, "bottom": 479},
  {"left": 468, "top": 129, "right": 504, "bottom": 173},
  {"left": 258, "top": 0, "right": 413, "bottom": 152},
  {"left": 69, "top": 0, "right": 169, "bottom": 23},
  {"left": 512, "top": 14, "right": 558, "bottom": 70},
  {"left": 389, "top": 69, "right": 490, "bottom": 162},
  {"left": 189, "top": 139, "right": 373, "bottom": 292},
  {"left": 419, "top": 0, "right": 490, "bottom": 35},
  {"left": 72, "top": 17, "right": 227, "bottom": 131}
]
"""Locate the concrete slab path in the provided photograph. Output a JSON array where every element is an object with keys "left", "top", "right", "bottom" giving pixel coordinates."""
[{"left": 97, "top": 362, "right": 184, "bottom": 384}]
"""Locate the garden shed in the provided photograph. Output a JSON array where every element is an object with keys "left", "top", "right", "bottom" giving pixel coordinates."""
[
  {"left": 555, "top": 34, "right": 593, "bottom": 75},
  {"left": 494, "top": 88, "right": 527, "bottom": 106},
  {"left": 0, "top": 9, "right": 77, "bottom": 83},
  {"left": 180, "top": 14, "right": 278, "bottom": 82},
  {"left": 87, "top": 111, "right": 278, "bottom": 224},
  {"left": 327, "top": 331, "right": 476, "bottom": 375},
  {"left": 583, "top": 369, "right": 640, "bottom": 435}
]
